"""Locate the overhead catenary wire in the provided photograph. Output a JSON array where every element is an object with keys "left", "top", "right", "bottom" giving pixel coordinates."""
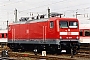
[
  {"left": 1, "top": 0, "right": 90, "bottom": 13},
  {"left": 17, "top": 0, "right": 90, "bottom": 18},
  {"left": 52, "top": 2, "right": 90, "bottom": 13},
  {"left": 0, "top": 0, "right": 47, "bottom": 11},
  {"left": 51, "top": 4, "right": 90, "bottom": 18},
  {"left": 0, "top": 0, "right": 23, "bottom": 7},
  {"left": 1, "top": 0, "right": 89, "bottom": 14},
  {"left": 1, "top": 0, "right": 90, "bottom": 21},
  {"left": 17, "top": 0, "right": 69, "bottom": 18},
  {"left": 2, "top": 0, "right": 46, "bottom": 7},
  {"left": 18, "top": 0, "right": 90, "bottom": 13},
  {"left": 19, "top": 0, "right": 68, "bottom": 12}
]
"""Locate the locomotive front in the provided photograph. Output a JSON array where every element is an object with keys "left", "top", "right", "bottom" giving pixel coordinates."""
[{"left": 56, "top": 18, "right": 80, "bottom": 54}]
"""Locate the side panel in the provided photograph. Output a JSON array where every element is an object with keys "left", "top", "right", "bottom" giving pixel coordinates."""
[
  {"left": 46, "top": 20, "right": 57, "bottom": 39},
  {"left": 29, "top": 22, "right": 46, "bottom": 39},
  {"left": 8, "top": 24, "right": 20, "bottom": 41},
  {"left": 19, "top": 24, "right": 28, "bottom": 39},
  {"left": 8, "top": 21, "right": 59, "bottom": 44},
  {"left": 14, "top": 24, "right": 20, "bottom": 39},
  {"left": 8, "top": 25, "right": 12, "bottom": 40}
]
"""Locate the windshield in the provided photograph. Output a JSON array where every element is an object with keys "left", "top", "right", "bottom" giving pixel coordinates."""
[
  {"left": 59, "top": 21, "right": 78, "bottom": 28},
  {"left": 59, "top": 21, "right": 68, "bottom": 28},
  {"left": 69, "top": 21, "right": 78, "bottom": 28}
]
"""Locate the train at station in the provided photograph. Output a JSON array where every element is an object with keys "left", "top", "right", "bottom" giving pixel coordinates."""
[
  {"left": 79, "top": 24, "right": 90, "bottom": 44},
  {"left": 1, "top": 15, "right": 90, "bottom": 54},
  {"left": 0, "top": 29, "right": 8, "bottom": 47},
  {"left": 7, "top": 15, "right": 80, "bottom": 54}
]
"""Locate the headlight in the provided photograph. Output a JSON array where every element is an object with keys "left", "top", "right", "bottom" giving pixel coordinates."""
[
  {"left": 76, "top": 36, "right": 79, "bottom": 39},
  {"left": 66, "top": 37, "right": 68, "bottom": 39},
  {"left": 60, "top": 36, "right": 62, "bottom": 39}
]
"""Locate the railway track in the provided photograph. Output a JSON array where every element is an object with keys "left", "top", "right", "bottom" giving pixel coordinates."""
[
  {"left": 78, "top": 45, "right": 90, "bottom": 54},
  {"left": 8, "top": 52, "right": 76, "bottom": 60},
  {"left": 5, "top": 49, "right": 90, "bottom": 60},
  {"left": 0, "top": 45, "right": 90, "bottom": 60},
  {"left": 74, "top": 45, "right": 90, "bottom": 58},
  {"left": 75, "top": 53, "right": 90, "bottom": 58}
]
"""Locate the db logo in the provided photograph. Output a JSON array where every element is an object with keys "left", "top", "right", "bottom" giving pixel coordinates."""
[{"left": 67, "top": 32, "right": 71, "bottom": 35}]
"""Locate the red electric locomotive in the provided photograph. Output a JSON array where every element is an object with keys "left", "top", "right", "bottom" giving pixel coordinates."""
[{"left": 8, "top": 16, "right": 80, "bottom": 54}]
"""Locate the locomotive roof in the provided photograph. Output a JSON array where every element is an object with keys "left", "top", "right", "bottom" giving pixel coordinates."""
[
  {"left": 9, "top": 17, "right": 78, "bottom": 25},
  {"left": 49, "top": 17, "right": 78, "bottom": 21},
  {"left": 9, "top": 18, "right": 48, "bottom": 25}
]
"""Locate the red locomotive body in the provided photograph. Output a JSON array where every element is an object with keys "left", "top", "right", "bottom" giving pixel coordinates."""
[{"left": 8, "top": 17, "right": 80, "bottom": 53}]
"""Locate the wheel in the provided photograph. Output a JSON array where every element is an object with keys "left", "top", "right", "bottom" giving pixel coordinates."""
[
  {"left": 33, "top": 49, "right": 38, "bottom": 55},
  {"left": 66, "top": 49, "right": 71, "bottom": 54},
  {"left": 56, "top": 49, "right": 61, "bottom": 54}
]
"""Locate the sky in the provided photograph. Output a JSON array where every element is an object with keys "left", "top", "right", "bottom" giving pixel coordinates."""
[{"left": 0, "top": 0, "right": 90, "bottom": 29}]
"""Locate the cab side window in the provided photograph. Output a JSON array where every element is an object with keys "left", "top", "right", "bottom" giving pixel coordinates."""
[{"left": 50, "top": 21, "right": 54, "bottom": 28}]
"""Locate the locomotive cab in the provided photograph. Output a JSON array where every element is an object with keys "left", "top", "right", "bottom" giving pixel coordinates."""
[
  {"left": 47, "top": 17, "right": 80, "bottom": 54},
  {"left": 56, "top": 18, "right": 80, "bottom": 54}
]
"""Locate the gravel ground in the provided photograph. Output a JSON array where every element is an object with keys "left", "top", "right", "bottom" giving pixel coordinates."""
[{"left": 14, "top": 55, "right": 90, "bottom": 60}]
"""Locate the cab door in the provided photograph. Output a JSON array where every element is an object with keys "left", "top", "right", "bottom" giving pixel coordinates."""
[{"left": 47, "top": 21, "right": 56, "bottom": 39}]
